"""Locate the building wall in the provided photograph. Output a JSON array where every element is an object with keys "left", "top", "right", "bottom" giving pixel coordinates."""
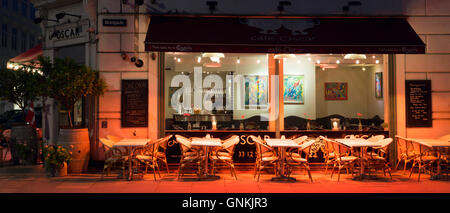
[
  {"left": 0, "top": 0, "right": 41, "bottom": 113},
  {"left": 397, "top": 0, "right": 450, "bottom": 139}
]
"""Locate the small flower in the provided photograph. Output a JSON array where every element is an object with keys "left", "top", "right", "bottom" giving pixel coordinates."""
[
  {"left": 241, "top": 115, "right": 245, "bottom": 119},
  {"left": 357, "top": 113, "right": 362, "bottom": 117}
]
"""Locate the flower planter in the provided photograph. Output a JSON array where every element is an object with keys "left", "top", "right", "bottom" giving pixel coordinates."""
[{"left": 48, "top": 162, "right": 67, "bottom": 177}]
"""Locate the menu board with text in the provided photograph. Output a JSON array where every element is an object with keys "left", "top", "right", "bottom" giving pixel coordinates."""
[
  {"left": 406, "top": 80, "right": 432, "bottom": 127},
  {"left": 121, "top": 80, "right": 148, "bottom": 127}
]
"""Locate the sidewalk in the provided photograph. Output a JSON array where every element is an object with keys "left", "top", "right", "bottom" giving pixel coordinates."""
[{"left": 1, "top": 165, "right": 449, "bottom": 193}]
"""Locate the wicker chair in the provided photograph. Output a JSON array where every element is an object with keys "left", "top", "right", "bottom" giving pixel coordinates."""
[
  {"left": 292, "top": 135, "right": 308, "bottom": 145},
  {"left": 250, "top": 135, "right": 279, "bottom": 181},
  {"left": 367, "top": 135, "right": 385, "bottom": 143},
  {"left": 99, "top": 138, "right": 127, "bottom": 180},
  {"left": 366, "top": 138, "right": 393, "bottom": 179},
  {"left": 409, "top": 140, "right": 440, "bottom": 182},
  {"left": 134, "top": 138, "right": 162, "bottom": 180},
  {"left": 322, "top": 136, "right": 337, "bottom": 174},
  {"left": 209, "top": 135, "right": 240, "bottom": 180},
  {"left": 325, "top": 138, "right": 358, "bottom": 181},
  {"left": 153, "top": 135, "right": 173, "bottom": 174},
  {"left": 285, "top": 139, "right": 316, "bottom": 182},
  {"left": 395, "top": 135, "right": 416, "bottom": 174},
  {"left": 175, "top": 135, "right": 204, "bottom": 179}
]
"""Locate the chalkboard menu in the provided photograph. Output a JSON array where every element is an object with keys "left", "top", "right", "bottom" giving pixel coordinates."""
[
  {"left": 406, "top": 80, "right": 432, "bottom": 127},
  {"left": 121, "top": 80, "right": 148, "bottom": 127}
]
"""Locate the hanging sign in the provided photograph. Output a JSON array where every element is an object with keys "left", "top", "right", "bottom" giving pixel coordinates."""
[{"left": 102, "top": 19, "right": 127, "bottom": 27}]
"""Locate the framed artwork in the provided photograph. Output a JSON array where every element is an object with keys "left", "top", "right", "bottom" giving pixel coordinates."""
[
  {"left": 283, "top": 75, "right": 305, "bottom": 104},
  {"left": 325, "top": 82, "right": 348, "bottom": 100},
  {"left": 375, "top": 72, "right": 383, "bottom": 98},
  {"left": 244, "top": 75, "right": 268, "bottom": 107}
]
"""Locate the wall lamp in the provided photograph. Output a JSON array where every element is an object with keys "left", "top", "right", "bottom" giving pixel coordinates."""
[
  {"left": 55, "top": 12, "right": 81, "bottom": 20},
  {"left": 34, "top": 17, "right": 59, "bottom": 24}
]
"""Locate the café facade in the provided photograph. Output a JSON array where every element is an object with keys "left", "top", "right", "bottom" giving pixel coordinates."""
[{"left": 30, "top": 0, "right": 450, "bottom": 167}]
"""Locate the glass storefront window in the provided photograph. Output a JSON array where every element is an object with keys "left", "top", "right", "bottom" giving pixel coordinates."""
[{"left": 163, "top": 53, "right": 386, "bottom": 131}]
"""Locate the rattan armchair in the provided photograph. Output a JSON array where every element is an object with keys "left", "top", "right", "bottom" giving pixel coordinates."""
[
  {"left": 409, "top": 140, "right": 439, "bottom": 182},
  {"left": 322, "top": 136, "right": 336, "bottom": 174},
  {"left": 99, "top": 138, "right": 127, "bottom": 180},
  {"left": 395, "top": 135, "right": 416, "bottom": 174},
  {"left": 175, "top": 135, "right": 204, "bottom": 179},
  {"left": 366, "top": 138, "right": 393, "bottom": 179},
  {"left": 293, "top": 136, "right": 308, "bottom": 145},
  {"left": 324, "top": 138, "right": 358, "bottom": 181},
  {"left": 209, "top": 135, "right": 240, "bottom": 180},
  {"left": 134, "top": 138, "right": 162, "bottom": 180},
  {"left": 285, "top": 139, "right": 316, "bottom": 182},
  {"left": 250, "top": 135, "right": 279, "bottom": 181}
]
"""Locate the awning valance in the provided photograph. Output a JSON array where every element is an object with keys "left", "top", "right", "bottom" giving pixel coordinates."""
[{"left": 145, "top": 16, "right": 425, "bottom": 54}]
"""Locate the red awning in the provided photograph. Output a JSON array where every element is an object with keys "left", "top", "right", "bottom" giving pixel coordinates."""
[
  {"left": 145, "top": 16, "right": 425, "bottom": 54},
  {"left": 9, "top": 44, "right": 43, "bottom": 65}
]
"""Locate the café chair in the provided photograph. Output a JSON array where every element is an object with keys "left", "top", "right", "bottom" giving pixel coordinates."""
[
  {"left": 366, "top": 138, "right": 393, "bottom": 179},
  {"left": 99, "top": 138, "right": 127, "bottom": 180},
  {"left": 134, "top": 138, "right": 162, "bottom": 180},
  {"left": 409, "top": 140, "right": 439, "bottom": 182},
  {"left": 395, "top": 135, "right": 416, "bottom": 174},
  {"left": 285, "top": 139, "right": 316, "bottom": 182},
  {"left": 325, "top": 138, "right": 358, "bottom": 181},
  {"left": 175, "top": 135, "right": 204, "bottom": 179},
  {"left": 250, "top": 135, "right": 279, "bottom": 181},
  {"left": 322, "top": 136, "right": 337, "bottom": 174},
  {"left": 154, "top": 135, "right": 173, "bottom": 174},
  {"left": 210, "top": 135, "right": 240, "bottom": 180}
]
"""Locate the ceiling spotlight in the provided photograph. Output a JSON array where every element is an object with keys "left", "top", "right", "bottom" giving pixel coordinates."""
[
  {"left": 237, "top": 57, "right": 240, "bottom": 64},
  {"left": 197, "top": 57, "right": 201, "bottom": 63},
  {"left": 316, "top": 60, "right": 321, "bottom": 64},
  {"left": 375, "top": 60, "right": 380, "bottom": 64},
  {"left": 307, "top": 57, "right": 312, "bottom": 61},
  {"left": 356, "top": 60, "right": 360, "bottom": 64},
  {"left": 372, "top": 55, "right": 376, "bottom": 59},
  {"left": 257, "top": 59, "right": 261, "bottom": 64},
  {"left": 336, "top": 60, "right": 340, "bottom": 64},
  {"left": 177, "top": 58, "right": 181, "bottom": 63},
  {"left": 362, "top": 67, "right": 366, "bottom": 71}
]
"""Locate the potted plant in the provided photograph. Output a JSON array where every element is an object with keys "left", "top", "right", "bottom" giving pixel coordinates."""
[
  {"left": 38, "top": 56, "right": 106, "bottom": 173},
  {"left": 0, "top": 66, "right": 43, "bottom": 165},
  {"left": 42, "top": 143, "right": 72, "bottom": 177}
]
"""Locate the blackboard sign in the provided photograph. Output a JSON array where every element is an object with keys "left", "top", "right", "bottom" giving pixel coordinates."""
[
  {"left": 121, "top": 80, "right": 148, "bottom": 127},
  {"left": 406, "top": 80, "right": 432, "bottom": 127}
]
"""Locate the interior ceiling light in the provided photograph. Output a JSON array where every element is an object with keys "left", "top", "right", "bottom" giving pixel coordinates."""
[
  {"left": 202, "top": 53, "right": 224, "bottom": 63},
  {"left": 344, "top": 54, "right": 367, "bottom": 60},
  {"left": 203, "top": 62, "right": 222, "bottom": 68},
  {"left": 274, "top": 54, "right": 296, "bottom": 59}
]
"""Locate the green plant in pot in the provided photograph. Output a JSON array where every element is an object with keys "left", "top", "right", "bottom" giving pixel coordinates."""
[
  {"left": 0, "top": 66, "right": 43, "bottom": 165},
  {"left": 38, "top": 56, "right": 106, "bottom": 173},
  {"left": 42, "top": 143, "right": 72, "bottom": 177}
]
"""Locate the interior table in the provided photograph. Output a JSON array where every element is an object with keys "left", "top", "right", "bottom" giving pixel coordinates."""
[
  {"left": 112, "top": 138, "right": 150, "bottom": 181},
  {"left": 408, "top": 138, "right": 450, "bottom": 180},
  {"left": 335, "top": 138, "right": 382, "bottom": 180},
  {"left": 191, "top": 137, "right": 223, "bottom": 180},
  {"left": 265, "top": 138, "right": 302, "bottom": 182}
]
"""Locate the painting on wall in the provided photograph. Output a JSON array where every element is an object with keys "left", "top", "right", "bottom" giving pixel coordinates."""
[
  {"left": 283, "top": 75, "right": 305, "bottom": 104},
  {"left": 245, "top": 75, "right": 268, "bottom": 107},
  {"left": 324, "top": 82, "right": 348, "bottom": 100},
  {"left": 375, "top": 72, "right": 383, "bottom": 98}
]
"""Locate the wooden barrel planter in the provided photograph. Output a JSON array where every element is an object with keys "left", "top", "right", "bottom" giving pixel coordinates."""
[
  {"left": 10, "top": 124, "right": 38, "bottom": 165},
  {"left": 57, "top": 128, "right": 90, "bottom": 174}
]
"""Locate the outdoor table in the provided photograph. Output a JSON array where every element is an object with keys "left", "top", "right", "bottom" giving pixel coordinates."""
[
  {"left": 265, "top": 138, "right": 302, "bottom": 182},
  {"left": 191, "top": 137, "right": 222, "bottom": 180},
  {"left": 112, "top": 138, "right": 150, "bottom": 181},
  {"left": 335, "top": 138, "right": 382, "bottom": 180},
  {"left": 408, "top": 138, "right": 450, "bottom": 180}
]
